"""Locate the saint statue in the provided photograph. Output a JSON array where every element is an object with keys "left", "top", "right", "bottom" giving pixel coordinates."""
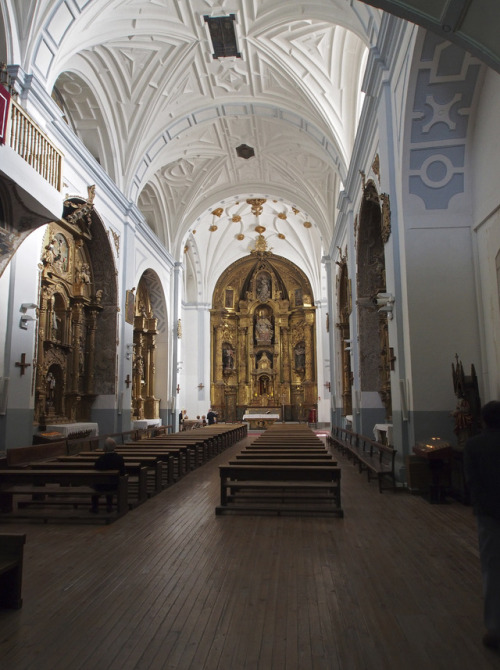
[
  {"left": 256, "top": 274, "right": 271, "bottom": 301},
  {"left": 255, "top": 311, "right": 272, "bottom": 344},
  {"left": 294, "top": 344, "right": 306, "bottom": 370}
]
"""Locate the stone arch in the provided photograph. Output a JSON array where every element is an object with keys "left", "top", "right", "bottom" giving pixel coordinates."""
[
  {"left": 131, "top": 269, "right": 168, "bottom": 420},
  {"left": 34, "top": 191, "right": 118, "bottom": 425}
]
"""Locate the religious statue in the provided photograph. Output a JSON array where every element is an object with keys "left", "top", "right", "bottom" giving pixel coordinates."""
[
  {"left": 256, "top": 274, "right": 271, "bottom": 301},
  {"left": 78, "top": 263, "right": 91, "bottom": 284},
  {"left": 294, "top": 344, "right": 305, "bottom": 370},
  {"left": 43, "top": 237, "right": 60, "bottom": 266},
  {"left": 46, "top": 372, "right": 56, "bottom": 408},
  {"left": 258, "top": 351, "right": 271, "bottom": 370},
  {"left": 255, "top": 311, "right": 272, "bottom": 344},
  {"left": 223, "top": 346, "right": 234, "bottom": 370}
]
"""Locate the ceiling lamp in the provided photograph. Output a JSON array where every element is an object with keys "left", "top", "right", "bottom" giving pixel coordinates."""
[{"left": 236, "top": 144, "right": 255, "bottom": 159}]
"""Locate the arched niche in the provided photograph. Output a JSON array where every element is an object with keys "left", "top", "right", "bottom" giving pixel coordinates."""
[
  {"left": 131, "top": 270, "right": 167, "bottom": 420},
  {"left": 356, "top": 180, "right": 391, "bottom": 420},
  {"left": 34, "top": 189, "right": 117, "bottom": 425}
]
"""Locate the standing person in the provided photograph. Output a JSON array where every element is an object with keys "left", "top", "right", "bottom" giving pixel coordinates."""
[
  {"left": 207, "top": 408, "right": 217, "bottom": 425},
  {"left": 464, "top": 401, "right": 500, "bottom": 649},
  {"left": 91, "top": 438, "right": 126, "bottom": 513}
]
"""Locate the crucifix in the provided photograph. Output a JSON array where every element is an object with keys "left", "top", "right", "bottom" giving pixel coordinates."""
[
  {"left": 176, "top": 384, "right": 180, "bottom": 394},
  {"left": 15, "top": 353, "right": 31, "bottom": 376},
  {"left": 125, "top": 374, "right": 132, "bottom": 388}
]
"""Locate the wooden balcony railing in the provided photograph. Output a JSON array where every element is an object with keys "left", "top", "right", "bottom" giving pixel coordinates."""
[{"left": 8, "top": 98, "right": 63, "bottom": 191}]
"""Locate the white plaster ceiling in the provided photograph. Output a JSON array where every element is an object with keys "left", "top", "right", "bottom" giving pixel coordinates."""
[{"left": 4, "top": 0, "right": 381, "bottom": 294}]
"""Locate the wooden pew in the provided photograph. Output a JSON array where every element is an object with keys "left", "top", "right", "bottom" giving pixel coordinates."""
[
  {"left": 114, "top": 445, "right": 190, "bottom": 479},
  {"left": 6, "top": 441, "right": 68, "bottom": 466},
  {"left": 329, "top": 425, "right": 397, "bottom": 492},
  {"left": 216, "top": 463, "right": 343, "bottom": 517},
  {"left": 0, "top": 533, "right": 26, "bottom": 609},
  {"left": 235, "top": 453, "right": 336, "bottom": 461},
  {"left": 0, "top": 469, "right": 129, "bottom": 522},
  {"left": 121, "top": 442, "right": 196, "bottom": 473},
  {"left": 59, "top": 454, "right": 163, "bottom": 495},
  {"left": 31, "top": 461, "right": 148, "bottom": 507}
]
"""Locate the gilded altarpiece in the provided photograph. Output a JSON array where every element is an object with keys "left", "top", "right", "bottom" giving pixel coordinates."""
[
  {"left": 210, "top": 243, "right": 317, "bottom": 421},
  {"left": 35, "top": 218, "right": 103, "bottom": 425},
  {"left": 132, "top": 282, "right": 160, "bottom": 420},
  {"left": 336, "top": 255, "right": 353, "bottom": 416}
]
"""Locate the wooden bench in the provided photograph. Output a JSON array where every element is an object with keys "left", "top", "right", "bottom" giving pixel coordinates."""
[
  {"left": 0, "top": 533, "right": 26, "bottom": 609},
  {"left": 6, "top": 441, "right": 68, "bottom": 466},
  {"left": 330, "top": 425, "right": 397, "bottom": 492},
  {"left": 59, "top": 454, "right": 163, "bottom": 496},
  {"left": 0, "top": 469, "right": 129, "bottom": 521},
  {"left": 217, "top": 464, "right": 343, "bottom": 517},
  {"left": 31, "top": 461, "right": 148, "bottom": 507}
]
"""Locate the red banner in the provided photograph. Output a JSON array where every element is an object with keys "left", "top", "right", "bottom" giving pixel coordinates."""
[{"left": 0, "top": 86, "right": 11, "bottom": 145}]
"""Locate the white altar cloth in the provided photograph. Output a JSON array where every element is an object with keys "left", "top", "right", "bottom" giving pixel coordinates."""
[
  {"left": 243, "top": 414, "right": 280, "bottom": 421},
  {"left": 373, "top": 423, "right": 393, "bottom": 445},
  {"left": 45, "top": 422, "right": 99, "bottom": 437},
  {"left": 132, "top": 418, "right": 162, "bottom": 430}
]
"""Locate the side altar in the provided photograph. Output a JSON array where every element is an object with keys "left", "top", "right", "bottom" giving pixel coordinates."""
[{"left": 242, "top": 406, "right": 281, "bottom": 430}]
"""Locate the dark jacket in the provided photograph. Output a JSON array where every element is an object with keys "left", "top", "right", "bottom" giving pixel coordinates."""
[
  {"left": 464, "top": 429, "right": 500, "bottom": 519},
  {"left": 94, "top": 451, "right": 126, "bottom": 475}
]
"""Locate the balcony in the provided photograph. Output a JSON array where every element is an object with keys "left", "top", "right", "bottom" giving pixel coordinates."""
[{"left": 7, "top": 97, "right": 63, "bottom": 192}]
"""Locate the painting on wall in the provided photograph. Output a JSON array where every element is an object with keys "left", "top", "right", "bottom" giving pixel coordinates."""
[{"left": 125, "top": 290, "right": 135, "bottom": 325}]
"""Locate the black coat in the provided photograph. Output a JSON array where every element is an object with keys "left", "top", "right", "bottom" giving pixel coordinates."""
[{"left": 464, "top": 429, "right": 500, "bottom": 519}]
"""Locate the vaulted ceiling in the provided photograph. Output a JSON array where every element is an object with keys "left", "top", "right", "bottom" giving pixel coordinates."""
[{"left": 2, "top": 0, "right": 382, "bottom": 294}]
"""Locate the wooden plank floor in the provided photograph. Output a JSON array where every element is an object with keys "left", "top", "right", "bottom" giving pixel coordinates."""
[{"left": 0, "top": 433, "right": 497, "bottom": 670}]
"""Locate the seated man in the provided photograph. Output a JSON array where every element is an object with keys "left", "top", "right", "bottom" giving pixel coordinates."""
[{"left": 91, "top": 438, "right": 126, "bottom": 513}]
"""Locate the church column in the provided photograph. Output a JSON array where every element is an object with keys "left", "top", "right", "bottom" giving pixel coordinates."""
[
  {"left": 304, "top": 313, "right": 314, "bottom": 382},
  {"left": 71, "top": 302, "right": 85, "bottom": 393},
  {"left": 86, "top": 306, "right": 100, "bottom": 395},
  {"left": 280, "top": 325, "right": 290, "bottom": 383},
  {"left": 133, "top": 333, "right": 145, "bottom": 419},
  {"left": 238, "top": 326, "right": 248, "bottom": 383},
  {"left": 214, "top": 318, "right": 224, "bottom": 381}
]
